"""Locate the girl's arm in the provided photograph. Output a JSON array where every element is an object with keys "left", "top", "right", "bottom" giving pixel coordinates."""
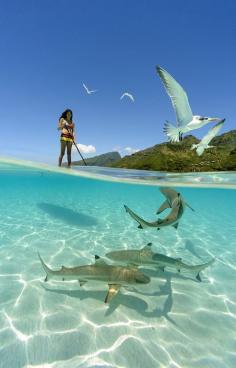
[
  {"left": 57, "top": 118, "right": 66, "bottom": 130},
  {"left": 57, "top": 118, "right": 64, "bottom": 130}
]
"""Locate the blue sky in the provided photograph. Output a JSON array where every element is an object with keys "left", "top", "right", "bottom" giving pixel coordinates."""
[{"left": 0, "top": 0, "right": 235, "bottom": 163}]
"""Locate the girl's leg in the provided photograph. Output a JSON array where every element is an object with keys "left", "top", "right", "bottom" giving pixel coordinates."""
[
  {"left": 67, "top": 141, "right": 73, "bottom": 167},
  {"left": 59, "top": 141, "right": 66, "bottom": 166}
]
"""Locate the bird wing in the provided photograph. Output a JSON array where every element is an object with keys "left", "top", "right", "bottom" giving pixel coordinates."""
[
  {"left": 120, "top": 92, "right": 134, "bottom": 102},
  {"left": 157, "top": 66, "right": 193, "bottom": 127},
  {"left": 200, "top": 120, "right": 225, "bottom": 145},
  {"left": 127, "top": 93, "right": 135, "bottom": 102},
  {"left": 83, "top": 83, "right": 89, "bottom": 93}
]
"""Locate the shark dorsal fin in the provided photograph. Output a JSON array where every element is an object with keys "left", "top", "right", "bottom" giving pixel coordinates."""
[
  {"left": 94, "top": 255, "right": 106, "bottom": 266},
  {"left": 156, "top": 200, "right": 171, "bottom": 214},
  {"left": 142, "top": 243, "right": 153, "bottom": 251},
  {"left": 61, "top": 266, "right": 67, "bottom": 271},
  {"left": 128, "top": 265, "right": 139, "bottom": 271}
]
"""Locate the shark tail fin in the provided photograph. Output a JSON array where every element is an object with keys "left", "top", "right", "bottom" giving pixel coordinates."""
[
  {"left": 185, "top": 202, "right": 195, "bottom": 212},
  {"left": 124, "top": 205, "right": 129, "bottom": 212},
  {"left": 172, "top": 222, "right": 179, "bottom": 230},
  {"left": 163, "top": 121, "right": 181, "bottom": 143},
  {"left": 38, "top": 252, "right": 51, "bottom": 282},
  {"left": 199, "top": 258, "right": 215, "bottom": 270}
]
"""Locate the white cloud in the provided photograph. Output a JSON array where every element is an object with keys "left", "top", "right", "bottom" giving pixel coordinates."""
[
  {"left": 112, "top": 146, "right": 140, "bottom": 156},
  {"left": 72, "top": 143, "right": 96, "bottom": 154},
  {"left": 112, "top": 146, "right": 122, "bottom": 152},
  {"left": 124, "top": 147, "right": 140, "bottom": 155}
]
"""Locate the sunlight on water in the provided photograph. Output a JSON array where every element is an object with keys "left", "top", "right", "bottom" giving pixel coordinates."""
[{"left": 0, "top": 159, "right": 236, "bottom": 368}]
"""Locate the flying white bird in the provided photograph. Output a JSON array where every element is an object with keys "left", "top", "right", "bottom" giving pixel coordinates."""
[
  {"left": 82, "top": 83, "right": 97, "bottom": 95},
  {"left": 157, "top": 66, "right": 222, "bottom": 142},
  {"left": 191, "top": 119, "right": 225, "bottom": 156},
  {"left": 120, "top": 92, "right": 135, "bottom": 102}
]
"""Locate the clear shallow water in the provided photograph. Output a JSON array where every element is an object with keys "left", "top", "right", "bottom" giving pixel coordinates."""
[{"left": 0, "top": 159, "right": 236, "bottom": 368}]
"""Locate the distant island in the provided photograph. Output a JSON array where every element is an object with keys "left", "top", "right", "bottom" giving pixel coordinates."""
[
  {"left": 70, "top": 130, "right": 236, "bottom": 172},
  {"left": 69, "top": 151, "right": 121, "bottom": 167}
]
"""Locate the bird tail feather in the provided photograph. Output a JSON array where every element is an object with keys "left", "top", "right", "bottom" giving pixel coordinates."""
[
  {"left": 191, "top": 144, "right": 198, "bottom": 150},
  {"left": 163, "top": 122, "right": 181, "bottom": 143},
  {"left": 196, "top": 146, "right": 204, "bottom": 156}
]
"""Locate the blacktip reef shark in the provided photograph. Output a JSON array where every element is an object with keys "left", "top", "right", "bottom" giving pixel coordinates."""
[
  {"left": 124, "top": 187, "right": 194, "bottom": 230},
  {"left": 106, "top": 243, "right": 215, "bottom": 282},
  {"left": 38, "top": 253, "right": 150, "bottom": 303}
]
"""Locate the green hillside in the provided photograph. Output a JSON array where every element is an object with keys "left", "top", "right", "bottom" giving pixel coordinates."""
[
  {"left": 110, "top": 131, "right": 236, "bottom": 172},
  {"left": 71, "top": 151, "right": 121, "bottom": 167}
]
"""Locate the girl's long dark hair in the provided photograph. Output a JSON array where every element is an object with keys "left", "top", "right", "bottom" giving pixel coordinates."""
[{"left": 59, "top": 109, "right": 73, "bottom": 122}]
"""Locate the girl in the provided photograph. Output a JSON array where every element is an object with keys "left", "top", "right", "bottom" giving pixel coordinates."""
[{"left": 58, "top": 109, "right": 76, "bottom": 167}]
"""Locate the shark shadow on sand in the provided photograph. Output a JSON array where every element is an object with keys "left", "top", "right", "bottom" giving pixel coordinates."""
[
  {"left": 41, "top": 277, "right": 177, "bottom": 325},
  {"left": 37, "top": 203, "right": 98, "bottom": 227},
  {"left": 184, "top": 240, "right": 207, "bottom": 261},
  {"left": 106, "top": 275, "right": 177, "bottom": 324}
]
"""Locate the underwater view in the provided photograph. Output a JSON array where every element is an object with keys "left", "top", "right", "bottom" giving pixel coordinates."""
[{"left": 0, "top": 159, "right": 236, "bottom": 368}]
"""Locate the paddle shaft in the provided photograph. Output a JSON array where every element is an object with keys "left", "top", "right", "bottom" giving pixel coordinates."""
[{"left": 64, "top": 125, "right": 87, "bottom": 166}]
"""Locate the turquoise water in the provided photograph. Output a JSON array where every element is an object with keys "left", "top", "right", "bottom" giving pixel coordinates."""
[{"left": 0, "top": 159, "right": 236, "bottom": 368}]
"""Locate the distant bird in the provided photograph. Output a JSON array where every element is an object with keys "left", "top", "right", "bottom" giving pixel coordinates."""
[
  {"left": 120, "top": 92, "right": 135, "bottom": 102},
  {"left": 157, "top": 66, "right": 222, "bottom": 142},
  {"left": 191, "top": 119, "right": 225, "bottom": 156},
  {"left": 82, "top": 83, "right": 97, "bottom": 95}
]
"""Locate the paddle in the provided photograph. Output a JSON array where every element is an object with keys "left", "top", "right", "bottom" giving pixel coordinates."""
[{"left": 65, "top": 125, "right": 87, "bottom": 166}]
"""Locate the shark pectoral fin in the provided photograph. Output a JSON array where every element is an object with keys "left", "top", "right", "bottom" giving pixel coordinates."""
[
  {"left": 44, "top": 276, "right": 48, "bottom": 282},
  {"left": 94, "top": 255, "right": 107, "bottom": 266},
  {"left": 138, "top": 224, "right": 143, "bottom": 229},
  {"left": 105, "top": 284, "right": 121, "bottom": 304},
  {"left": 79, "top": 280, "right": 87, "bottom": 287},
  {"left": 186, "top": 202, "right": 195, "bottom": 212},
  {"left": 156, "top": 200, "right": 171, "bottom": 214},
  {"left": 172, "top": 223, "right": 179, "bottom": 230},
  {"left": 196, "top": 273, "right": 202, "bottom": 282}
]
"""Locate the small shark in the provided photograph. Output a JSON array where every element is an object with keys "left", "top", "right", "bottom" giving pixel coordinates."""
[
  {"left": 106, "top": 243, "right": 214, "bottom": 281},
  {"left": 38, "top": 253, "right": 150, "bottom": 303},
  {"left": 124, "top": 187, "right": 194, "bottom": 230}
]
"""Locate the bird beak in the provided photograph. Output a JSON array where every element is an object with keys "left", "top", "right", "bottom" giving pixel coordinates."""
[{"left": 208, "top": 117, "right": 222, "bottom": 122}]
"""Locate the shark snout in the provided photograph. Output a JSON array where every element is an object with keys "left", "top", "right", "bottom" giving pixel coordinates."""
[{"left": 135, "top": 273, "right": 150, "bottom": 284}]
